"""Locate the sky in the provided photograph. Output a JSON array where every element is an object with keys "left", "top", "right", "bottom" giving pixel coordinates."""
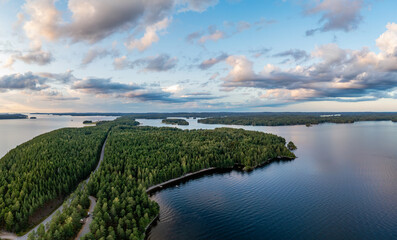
[{"left": 1, "top": 0, "right": 397, "bottom": 113}]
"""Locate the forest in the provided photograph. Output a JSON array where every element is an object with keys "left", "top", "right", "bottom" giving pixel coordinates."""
[
  {"left": 12, "top": 116, "right": 295, "bottom": 240},
  {"left": 198, "top": 113, "right": 397, "bottom": 126},
  {"left": 161, "top": 119, "right": 189, "bottom": 125},
  {"left": 0, "top": 126, "right": 108, "bottom": 233}
]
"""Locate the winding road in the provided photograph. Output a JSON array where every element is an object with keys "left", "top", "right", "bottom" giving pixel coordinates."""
[
  {"left": 0, "top": 137, "right": 107, "bottom": 240},
  {"left": 74, "top": 196, "right": 97, "bottom": 240}
]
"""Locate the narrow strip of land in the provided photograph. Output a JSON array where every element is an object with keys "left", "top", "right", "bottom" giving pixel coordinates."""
[{"left": 146, "top": 167, "right": 217, "bottom": 194}]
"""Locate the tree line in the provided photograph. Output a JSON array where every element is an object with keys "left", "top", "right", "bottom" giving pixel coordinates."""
[{"left": 198, "top": 113, "right": 397, "bottom": 126}]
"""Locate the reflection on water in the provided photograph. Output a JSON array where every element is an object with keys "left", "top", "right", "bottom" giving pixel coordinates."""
[
  {"left": 0, "top": 114, "right": 117, "bottom": 158},
  {"left": 139, "top": 119, "right": 397, "bottom": 240}
]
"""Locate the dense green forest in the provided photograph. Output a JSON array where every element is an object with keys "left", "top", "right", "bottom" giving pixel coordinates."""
[
  {"left": 0, "top": 126, "right": 108, "bottom": 232},
  {"left": 161, "top": 119, "right": 189, "bottom": 125},
  {"left": 80, "top": 126, "right": 294, "bottom": 240},
  {"left": 0, "top": 114, "right": 28, "bottom": 120},
  {"left": 27, "top": 183, "right": 90, "bottom": 240},
  {"left": 3, "top": 116, "right": 295, "bottom": 239},
  {"left": 198, "top": 113, "right": 397, "bottom": 126}
]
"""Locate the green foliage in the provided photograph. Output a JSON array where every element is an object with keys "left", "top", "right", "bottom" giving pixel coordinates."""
[
  {"left": 198, "top": 113, "right": 397, "bottom": 126},
  {"left": 161, "top": 119, "right": 189, "bottom": 125},
  {"left": 0, "top": 126, "right": 107, "bottom": 232},
  {"left": 1, "top": 116, "right": 294, "bottom": 240},
  {"left": 27, "top": 183, "right": 90, "bottom": 240},
  {"left": 86, "top": 126, "right": 295, "bottom": 240},
  {"left": 287, "top": 141, "right": 297, "bottom": 150}
]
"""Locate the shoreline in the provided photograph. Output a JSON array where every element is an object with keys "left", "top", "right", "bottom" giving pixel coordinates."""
[
  {"left": 143, "top": 155, "right": 295, "bottom": 239},
  {"left": 146, "top": 155, "right": 295, "bottom": 195}
]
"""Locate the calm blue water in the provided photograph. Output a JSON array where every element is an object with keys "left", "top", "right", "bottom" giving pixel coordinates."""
[
  {"left": 0, "top": 114, "right": 117, "bottom": 158},
  {"left": 138, "top": 119, "right": 397, "bottom": 240}
]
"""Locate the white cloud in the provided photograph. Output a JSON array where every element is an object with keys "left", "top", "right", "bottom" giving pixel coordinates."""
[
  {"left": 376, "top": 23, "right": 397, "bottom": 56},
  {"left": 162, "top": 84, "right": 182, "bottom": 94},
  {"left": 22, "top": 0, "right": 61, "bottom": 49},
  {"left": 19, "top": 0, "right": 218, "bottom": 50},
  {"left": 125, "top": 18, "right": 171, "bottom": 51},
  {"left": 220, "top": 23, "right": 397, "bottom": 103}
]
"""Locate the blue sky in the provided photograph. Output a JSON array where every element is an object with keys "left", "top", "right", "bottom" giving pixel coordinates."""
[{"left": 1, "top": 0, "right": 397, "bottom": 113}]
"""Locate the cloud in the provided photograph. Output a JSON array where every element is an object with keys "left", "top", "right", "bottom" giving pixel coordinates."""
[
  {"left": 81, "top": 47, "right": 117, "bottom": 66},
  {"left": 0, "top": 72, "right": 49, "bottom": 91},
  {"left": 221, "top": 23, "right": 397, "bottom": 103},
  {"left": 185, "top": 25, "right": 228, "bottom": 44},
  {"left": 0, "top": 71, "right": 77, "bottom": 92},
  {"left": 72, "top": 78, "right": 141, "bottom": 94},
  {"left": 250, "top": 48, "right": 271, "bottom": 58},
  {"left": 376, "top": 23, "right": 397, "bottom": 57},
  {"left": 199, "top": 27, "right": 226, "bottom": 44},
  {"left": 198, "top": 53, "right": 228, "bottom": 69},
  {"left": 187, "top": 18, "right": 275, "bottom": 45},
  {"left": 304, "top": 0, "right": 364, "bottom": 36},
  {"left": 19, "top": 0, "right": 218, "bottom": 49},
  {"left": 121, "top": 90, "right": 220, "bottom": 103},
  {"left": 38, "top": 70, "right": 77, "bottom": 84},
  {"left": 3, "top": 48, "right": 53, "bottom": 68},
  {"left": 186, "top": 26, "right": 226, "bottom": 44},
  {"left": 114, "top": 54, "right": 178, "bottom": 72},
  {"left": 179, "top": 0, "right": 218, "bottom": 12},
  {"left": 22, "top": 0, "right": 62, "bottom": 48},
  {"left": 125, "top": 17, "right": 171, "bottom": 51},
  {"left": 39, "top": 90, "right": 80, "bottom": 101},
  {"left": 273, "top": 49, "right": 310, "bottom": 63},
  {"left": 185, "top": 31, "right": 202, "bottom": 43},
  {"left": 162, "top": 84, "right": 182, "bottom": 94}
]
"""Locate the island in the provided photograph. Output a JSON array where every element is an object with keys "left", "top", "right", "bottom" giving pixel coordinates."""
[
  {"left": 30, "top": 117, "right": 37, "bottom": 119},
  {"left": 0, "top": 114, "right": 28, "bottom": 120},
  {"left": 0, "top": 116, "right": 295, "bottom": 240},
  {"left": 287, "top": 141, "right": 297, "bottom": 150},
  {"left": 83, "top": 120, "right": 93, "bottom": 124},
  {"left": 162, "top": 118, "right": 189, "bottom": 125}
]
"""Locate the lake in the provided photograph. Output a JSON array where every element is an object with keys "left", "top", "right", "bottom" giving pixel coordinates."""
[
  {"left": 1, "top": 117, "right": 396, "bottom": 239},
  {"left": 138, "top": 118, "right": 397, "bottom": 240},
  {"left": 0, "top": 114, "right": 117, "bottom": 158}
]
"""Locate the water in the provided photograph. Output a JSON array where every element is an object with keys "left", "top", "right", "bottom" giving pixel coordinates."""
[
  {"left": 0, "top": 114, "right": 117, "bottom": 158},
  {"left": 138, "top": 118, "right": 397, "bottom": 240}
]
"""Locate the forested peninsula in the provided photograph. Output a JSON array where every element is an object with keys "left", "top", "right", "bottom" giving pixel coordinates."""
[{"left": 0, "top": 116, "right": 295, "bottom": 240}]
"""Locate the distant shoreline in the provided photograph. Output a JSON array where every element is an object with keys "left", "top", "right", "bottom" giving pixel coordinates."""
[{"left": 0, "top": 114, "right": 28, "bottom": 120}]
